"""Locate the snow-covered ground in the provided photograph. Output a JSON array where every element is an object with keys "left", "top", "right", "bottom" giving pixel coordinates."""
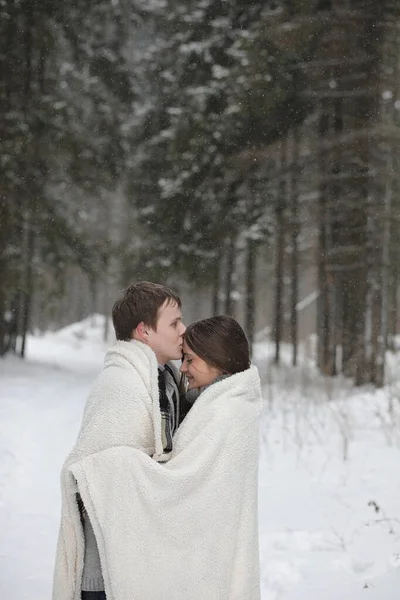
[{"left": 0, "top": 316, "right": 400, "bottom": 599}]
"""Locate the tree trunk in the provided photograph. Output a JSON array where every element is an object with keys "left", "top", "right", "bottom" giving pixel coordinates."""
[
  {"left": 89, "top": 275, "right": 98, "bottom": 325},
  {"left": 375, "top": 145, "right": 393, "bottom": 386},
  {"left": 224, "top": 235, "right": 236, "bottom": 316},
  {"left": 20, "top": 215, "right": 35, "bottom": 358},
  {"left": 0, "top": 198, "right": 10, "bottom": 356},
  {"left": 212, "top": 272, "right": 220, "bottom": 316},
  {"left": 317, "top": 106, "right": 331, "bottom": 374},
  {"left": 18, "top": 0, "right": 35, "bottom": 359},
  {"left": 289, "top": 128, "right": 300, "bottom": 367},
  {"left": 387, "top": 274, "right": 398, "bottom": 353},
  {"left": 0, "top": 291, "right": 5, "bottom": 357},
  {"left": 103, "top": 255, "right": 111, "bottom": 343},
  {"left": 210, "top": 242, "right": 223, "bottom": 315},
  {"left": 274, "top": 138, "right": 287, "bottom": 365},
  {"left": 245, "top": 238, "right": 256, "bottom": 355}
]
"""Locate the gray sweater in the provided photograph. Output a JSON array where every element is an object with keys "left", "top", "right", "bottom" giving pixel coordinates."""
[{"left": 82, "top": 516, "right": 104, "bottom": 591}]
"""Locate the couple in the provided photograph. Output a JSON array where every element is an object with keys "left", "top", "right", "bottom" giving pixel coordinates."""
[{"left": 53, "top": 281, "right": 262, "bottom": 600}]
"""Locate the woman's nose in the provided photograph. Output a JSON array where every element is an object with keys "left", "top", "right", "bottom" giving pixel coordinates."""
[{"left": 180, "top": 361, "right": 187, "bottom": 373}]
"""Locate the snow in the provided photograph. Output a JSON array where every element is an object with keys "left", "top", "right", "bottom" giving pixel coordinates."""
[
  {"left": 382, "top": 90, "right": 393, "bottom": 100},
  {"left": 1, "top": 318, "right": 400, "bottom": 599},
  {"left": 295, "top": 290, "right": 319, "bottom": 312}
]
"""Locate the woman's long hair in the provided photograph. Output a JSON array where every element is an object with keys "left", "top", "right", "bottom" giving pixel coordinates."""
[{"left": 184, "top": 315, "right": 250, "bottom": 375}]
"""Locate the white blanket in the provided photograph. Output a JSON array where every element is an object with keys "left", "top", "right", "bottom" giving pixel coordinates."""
[
  {"left": 52, "top": 340, "right": 166, "bottom": 600},
  {"left": 53, "top": 341, "right": 262, "bottom": 600},
  {"left": 71, "top": 366, "right": 261, "bottom": 600}
]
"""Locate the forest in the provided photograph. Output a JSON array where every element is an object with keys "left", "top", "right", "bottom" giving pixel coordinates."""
[{"left": 1, "top": 0, "right": 400, "bottom": 387}]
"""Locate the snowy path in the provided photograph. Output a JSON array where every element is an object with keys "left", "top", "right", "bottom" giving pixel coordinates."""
[
  {"left": 0, "top": 335, "right": 103, "bottom": 600},
  {"left": 1, "top": 324, "right": 400, "bottom": 599}
]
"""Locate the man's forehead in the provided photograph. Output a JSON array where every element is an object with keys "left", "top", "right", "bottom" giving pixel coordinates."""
[{"left": 158, "top": 299, "right": 181, "bottom": 317}]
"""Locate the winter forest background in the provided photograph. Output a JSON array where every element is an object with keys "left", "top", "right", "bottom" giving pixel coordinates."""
[
  {"left": 2, "top": 0, "right": 400, "bottom": 387},
  {"left": 2, "top": 2, "right": 400, "bottom": 599}
]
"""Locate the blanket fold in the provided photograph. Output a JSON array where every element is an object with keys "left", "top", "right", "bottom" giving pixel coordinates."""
[{"left": 52, "top": 340, "right": 165, "bottom": 600}]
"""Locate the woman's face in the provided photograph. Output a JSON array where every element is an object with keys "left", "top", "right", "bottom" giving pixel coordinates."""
[{"left": 180, "top": 341, "right": 222, "bottom": 390}]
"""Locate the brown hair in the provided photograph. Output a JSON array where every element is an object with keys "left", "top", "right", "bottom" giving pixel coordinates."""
[
  {"left": 112, "top": 281, "right": 181, "bottom": 341},
  {"left": 184, "top": 315, "right": 250, "bottom": 375}
]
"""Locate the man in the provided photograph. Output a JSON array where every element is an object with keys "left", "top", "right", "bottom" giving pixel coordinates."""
[
  {"left": 52, "top": 281, "right": 186, "bottom": 600},
  {"left": 112, "top": 282, "right": 187, "bottom": 456}
]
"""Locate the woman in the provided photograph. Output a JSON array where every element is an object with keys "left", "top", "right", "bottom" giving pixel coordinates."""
[{"left": 66, "top": 315, "right": 262, "bottom": 600}]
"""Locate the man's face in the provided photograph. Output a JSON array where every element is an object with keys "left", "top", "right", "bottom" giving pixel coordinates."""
[{"left": 146, "top": 300, "right": 186, "bottom": 365}]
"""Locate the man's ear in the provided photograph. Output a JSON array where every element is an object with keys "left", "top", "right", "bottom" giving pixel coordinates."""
[{"left": 135, "top": 321, "right": 149, "bottom": 343}]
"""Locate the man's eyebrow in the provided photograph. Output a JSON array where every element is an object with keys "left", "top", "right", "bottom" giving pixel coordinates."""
[{"left": 170, "top": 316, "right": 182, "bottom": 323}]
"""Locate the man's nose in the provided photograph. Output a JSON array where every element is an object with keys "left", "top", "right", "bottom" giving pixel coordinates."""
[{"left": 180, "top": 322, "right": 186, "bottom": 335}]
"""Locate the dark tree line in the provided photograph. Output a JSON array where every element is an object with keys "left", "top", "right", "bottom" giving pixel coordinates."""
[
  {"left": 2, "top": 0, "right": 400, "bottom": 388},
  {"left": 129, "top": 0, "right": 400, "bottom": 386},
  {"left": 0, "top": 0, "right": 139, "bottom": 355}
]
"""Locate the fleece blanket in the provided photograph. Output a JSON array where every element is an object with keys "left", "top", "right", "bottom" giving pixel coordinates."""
[
  {"left": 52, "top": 340, "right": 167, "bottom": 600},
  {"left": 69, "top": 365, "right": 262, "bottom": 600}
]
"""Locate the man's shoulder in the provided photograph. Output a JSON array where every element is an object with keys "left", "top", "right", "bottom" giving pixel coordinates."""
[
  {"left": 102, "top": 340, "right": 157, "bottom": 371},
  {"left": 104, "top": 339, "right": 140, "bottom": 359},
  {"left": 87, "top": 357, "right": 152, "bottom": 407},
  {"left": 90, "top": 342, "right": 152, "bottom": 390}
]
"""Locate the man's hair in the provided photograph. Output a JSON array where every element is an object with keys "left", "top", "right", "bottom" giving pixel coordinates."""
[
  {"left": 112, "top": 281, "right": 181, "bottom": 341},
  {"left": 184, "top": 315, "right": 250, "bottom": 375}
]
